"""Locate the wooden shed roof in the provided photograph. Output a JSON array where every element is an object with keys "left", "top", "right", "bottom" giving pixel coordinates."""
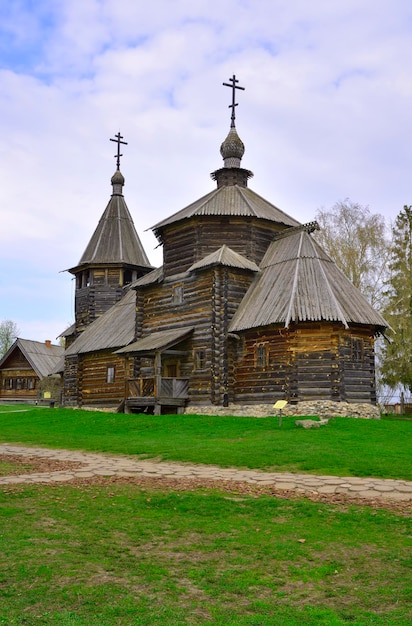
[
  {"left": 229, "top": 229, "right": 388, "bottom": 333},
  {"left": 150, "top": 185, "right": 300, "bottom": 242},
  {"left": 116, "top": 327, "right": 193, "bottom": 355},
  {"left": 68, "top": 172, "right": 152, "bottom": 273},
  {"left": 189, "top": 245, "right": 260, "bottom": 273},
  {"left": 0, "top": 338, "right": 64, "bottom": 378},
  {"left": 64, "top": 289, "right": 136, "bottom": 355}
]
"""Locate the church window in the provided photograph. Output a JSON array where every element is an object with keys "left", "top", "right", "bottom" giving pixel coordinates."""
[
  {"left": 124, "top": 269, "right": 133, "bottom": 285},
  {"left": 194, "top": 349, "right": 206, "bottom": 370},
  {"left": 172, "top": 284, "right": 184, "bottom": 305},
  {"left": 351, "top": 338, "right": 364, "bottom": 361},
  {"left": 77, "top": 270, "right": 92, "bottom": 288},
  {"left": 107, "top": 366, "right": 115, "bottom": 384},
  {"left": 255, "top": 343, "right": 268, "bottom": 368}
]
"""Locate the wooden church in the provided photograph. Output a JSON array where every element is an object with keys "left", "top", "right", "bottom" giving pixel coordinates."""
[{"left": 61, "top": 77, "right": 387, "bottom": 413}]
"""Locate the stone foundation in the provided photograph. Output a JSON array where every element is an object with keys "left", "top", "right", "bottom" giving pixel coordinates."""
[{"left": 185, "top": 400, "right": 381, "bottom": 419}]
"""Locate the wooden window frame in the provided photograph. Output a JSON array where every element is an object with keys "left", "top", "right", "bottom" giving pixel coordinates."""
[
  {"left": 194, "top": 349, "right": 207, "bottom": 371},
  {"left": 172, "top": 284, "right": 184, "bottom": 305},
  {"left": 107, "top": 365, "right": 115, "bottom": 384},
  {"left": 255, "top": 343, "right": 269, "bottom": 369},
  {"left": 123, "top": 269, "right": 133, "bottom": 285},
  {"left": 351, "top": 338, "right": 364, "bottom": 362}
]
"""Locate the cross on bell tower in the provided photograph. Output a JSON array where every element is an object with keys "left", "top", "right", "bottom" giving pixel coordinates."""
[
  {"left": 223, "top": 74, "right": 245, "bottom": 127},
  {"left": 110, "top": 132, "right": 128, "bottom": 170}
]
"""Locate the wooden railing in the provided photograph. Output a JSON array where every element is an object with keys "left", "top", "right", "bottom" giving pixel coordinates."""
[
  {"left": 126, "top": 377, "right": 189, "bottom": 399},
  {"left": 127, "top": 377, "right": 155, "bottom": 398},
  {"left": 160, "top": 378, "right": 189, "bottom": 399}
]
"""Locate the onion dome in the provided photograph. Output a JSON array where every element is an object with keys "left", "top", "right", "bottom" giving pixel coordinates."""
[
  {"left": 111, "top": 169, "right": 125, "bottom": 196},
  {"left": 212, "top": 122, "right": 253, "bottom": 188},
  {"left": 220, "top": 124, "right": 245, "bottom": 168}
]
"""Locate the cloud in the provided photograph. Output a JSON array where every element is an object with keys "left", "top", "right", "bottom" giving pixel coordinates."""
[{"left": 1, "top": 0, "right": 412, "bottom": 340}]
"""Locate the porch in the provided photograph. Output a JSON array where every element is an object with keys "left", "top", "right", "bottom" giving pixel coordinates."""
[
  {"left": 124, "top": 376, "right": 189, "bottom": 414},
  {"left": 116, "top": 326, "right": 194, "bottom": 415}
]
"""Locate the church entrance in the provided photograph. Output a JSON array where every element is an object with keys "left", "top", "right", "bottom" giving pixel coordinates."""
[{"left": 163, "top": 359, "right": 180, "bottom": 378}]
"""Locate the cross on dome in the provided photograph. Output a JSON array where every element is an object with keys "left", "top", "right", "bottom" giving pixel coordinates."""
[{"left": 223, "top": 74, "right": 245, "bottom": 127}]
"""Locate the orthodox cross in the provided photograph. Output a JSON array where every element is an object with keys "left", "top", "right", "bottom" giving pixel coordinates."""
[
  {"left": 223, "top": 74, "right": 245, "bottom": 127},
  {"left": 110, "top": 132, "right": 128, "bottom": 170}
]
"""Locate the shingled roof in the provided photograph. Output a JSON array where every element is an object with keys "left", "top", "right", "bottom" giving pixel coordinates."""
[
  {"left": 64, "top": 289, "right": 136, "bottom": 356},
  {"left": 0, "top": 339, "right": 64, "bottom": 378},
  {"left": 189, "top": 245, "right": 260, "bottom": 272},
  {"left": 68, "top": 170, "right": 152, "bottom": 273},
  {"left": 130, "top": 266, "right": 164, "bottom": 289},
  {"left": 229, "top": 228, "right": 388, "bottom": 333},
  {"left": 151, "top": 185, "right": 300, "bottom": 243},
  {"left": 116, "top": 327, "right": 194, "bottom": 355}
]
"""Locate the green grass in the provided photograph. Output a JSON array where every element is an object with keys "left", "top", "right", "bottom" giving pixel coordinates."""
[
  {"left": 0, "top": 405, "right": 411, "bottom": 624},
  {"left": 0, "top": 482, "right": 411, "bottom": 625},
  {"left": 0, "top": 405, "right": 411, "bottom": 480}
]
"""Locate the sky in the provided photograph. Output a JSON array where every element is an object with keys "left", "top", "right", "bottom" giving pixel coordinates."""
[{"left": 1, "top": 0, "right": 412, "bottom": 344}]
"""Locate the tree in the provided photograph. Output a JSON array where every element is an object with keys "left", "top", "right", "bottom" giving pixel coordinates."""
[
  {"left": 314, "top": 200, "right": 390, "bottom": 309},
  {"left": 0, "top": 320, "right": 19, "bottom": 358},
  {"left": 380, "top": 205, "right": 412, "bottom": 394}
]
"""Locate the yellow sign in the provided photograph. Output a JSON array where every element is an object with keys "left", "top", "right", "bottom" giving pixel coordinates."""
[
  {"left": 43, "top": 391, "right": 51, "bottom": 399},
  {"left": 273, "top": 400, "right": 288, "bottom": 410}
]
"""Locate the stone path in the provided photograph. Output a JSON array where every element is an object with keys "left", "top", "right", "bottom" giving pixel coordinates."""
[{"left": 1, "top": 444, "right": 411, "bottom": 504}]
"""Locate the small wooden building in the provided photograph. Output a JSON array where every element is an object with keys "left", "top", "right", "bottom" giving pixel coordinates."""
[
  {"left": 61, "top": 82, "right": 388, "bottom": 412},
  {"left": 0, "top": 339, "right": 64, "bottom": 403}
]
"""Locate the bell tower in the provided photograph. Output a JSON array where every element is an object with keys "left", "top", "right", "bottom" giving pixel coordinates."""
[{"left": 67, "top": 133, "right": 153, "bottom": 335}]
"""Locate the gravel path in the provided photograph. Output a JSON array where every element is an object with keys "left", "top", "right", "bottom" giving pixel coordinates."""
[{"left": 1, "top": 444, "right": 411, "bottom": 514}]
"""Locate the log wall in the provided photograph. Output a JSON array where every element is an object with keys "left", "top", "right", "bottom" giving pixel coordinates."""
[
  {"left": 0, "top": 367, "right": 38, "bottom": 401},
  {"left": 233, "top": 322, "right": 378, "bottom": 404},
  {"left": 75, "top": 267, "right": 124, "bottom": 331},
  {"left": 162, "top": 218, "right": 285, "bottom": 277},
  {"left": 233, "top": 327, "right": 291, "bottom": 403},
  {"left": 339, "top": 326, "right": 377, "bottom": 403},
  {"left": 63, "top": 355, "right": 79, "bottom": 407},
  {"left": 76, "top": 351, "right": 133, "bottom": 407},
  {"left": 134, "top": 265, "right": 255, "bottom": 405}
]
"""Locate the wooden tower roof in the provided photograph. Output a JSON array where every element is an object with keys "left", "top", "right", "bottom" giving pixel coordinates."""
[
  {"left": 151, "top": 186, "right": 300, "bottom": 244},
  {"left": 68, "top": 169, "right": 152, "bottom": 274},
  {"left": 229, "top": 225, "right": 388, "bottom": 333}
]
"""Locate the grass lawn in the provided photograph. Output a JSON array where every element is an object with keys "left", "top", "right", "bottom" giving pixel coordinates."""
[
  {"left": 0, "top": 482, "right": 411, "bottom": 625},
  {"left": 0, "top": 405, "right": 411, "bottom": 480},
  {"left": 0, "top": 405, "right": 411, "bottom": 625}
]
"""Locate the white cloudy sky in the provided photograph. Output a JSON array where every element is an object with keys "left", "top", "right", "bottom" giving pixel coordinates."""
[{"left": 1, "top": 0, "right": 412, "bottom": 343}]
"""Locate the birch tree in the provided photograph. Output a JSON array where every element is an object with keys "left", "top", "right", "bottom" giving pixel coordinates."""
[
  {"left": 0, "top": 320, "right": 19, "bottom": 358},
  {"left": 314, "top": 200, "right": 390, "bottom": 309}
]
